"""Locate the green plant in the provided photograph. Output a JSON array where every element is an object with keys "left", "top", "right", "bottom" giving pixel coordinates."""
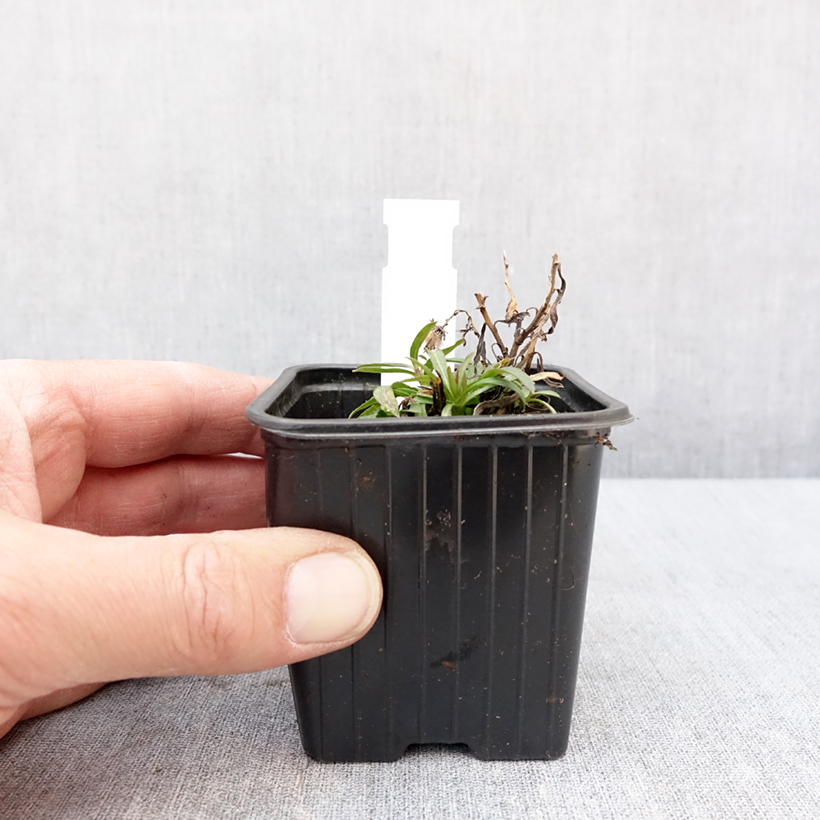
[{"left": 351, "top": 254, "right": 567, "bottom": 418}]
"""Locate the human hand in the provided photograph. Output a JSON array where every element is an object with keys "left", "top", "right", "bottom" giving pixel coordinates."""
[{"left": 0, "top": 360, "right": 382, "bottom": 739}]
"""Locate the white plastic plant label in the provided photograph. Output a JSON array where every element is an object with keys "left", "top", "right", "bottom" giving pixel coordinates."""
[{"left": 381, "top": 199, "right": 459, "bottom": 374}]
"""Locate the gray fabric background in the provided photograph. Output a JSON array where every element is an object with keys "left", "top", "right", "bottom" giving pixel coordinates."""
[
  {"left": 2, "top": 480, "right": 818, "bottom": 819},
  {"left": 1, "top": 1, "right": 819, "bottom": 477}
]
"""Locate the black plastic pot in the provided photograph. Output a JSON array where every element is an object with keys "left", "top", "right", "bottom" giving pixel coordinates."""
[{"left": 246, "top": 365, "right": 632, "bottom": 762}]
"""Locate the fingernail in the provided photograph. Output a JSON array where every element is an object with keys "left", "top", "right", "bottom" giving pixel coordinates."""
[{"left": 285, "top": 551, "right": 379, "bottom": 644}]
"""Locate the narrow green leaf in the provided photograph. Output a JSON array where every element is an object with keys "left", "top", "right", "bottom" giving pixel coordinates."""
[
  {"left": 354, "top": 363, "right": 416, "bottom": 376},
  {"left": 499, "top": 366, "right": 536, "bottom": 394},
  {"left": 390, "top": 382, "right": 422, "bottom": 397},
  {"left": 428, "top": 349, "right": 457, "bottom": 400},
  {"left": 407, "top": 401, "right": 428, "bottom": 417},
  {"left": 463, "top": 375, "right": 529, "bottom": 404},
  {"left": 441, "top": 338, "right": 465, "bottom": 356},
  {"left": 456, "top": 351, "right": 475, "bottom": 393},
  {"left": 527, "top": 397, "right": 557, "bottom": 413},
  {"left": 349, "top": 396, "right": 379, "bottom": 418},
  {"left": 409, "top": 322, "right": 438, "bottom": 360},
  {"left": 409, "top": 355, "right": 436, "bottom": 381}
]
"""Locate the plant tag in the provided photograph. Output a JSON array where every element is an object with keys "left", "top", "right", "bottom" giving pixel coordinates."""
[{"left": 381, "top": 199, "right": 459, "bottom": 382}]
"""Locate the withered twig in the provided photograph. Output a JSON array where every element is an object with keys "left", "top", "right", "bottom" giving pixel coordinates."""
[
  {"left": 474, "top": 393, "right": 519, "bottom": 415},
  {"left": 511, "top": 254, "right": 565, "bottom": 371},
  {"left": 474, "top": 323, "right": 488, "bottom": 364},
  {"left": 425, "top": 308, "right": 480, "bottom": 351},
  {"left": 474, "top": 293, "right": 509, "bottom": 359},
  {"left": 431, "top": 377, "right": 446, "bottom": 415},
  {"left": 503, "top": 252, "right": 519, "bottom": 321}
]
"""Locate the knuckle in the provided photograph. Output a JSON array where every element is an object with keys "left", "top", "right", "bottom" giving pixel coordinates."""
[{"left": 176, "top": 537, "right": 247, "bottom": 668}]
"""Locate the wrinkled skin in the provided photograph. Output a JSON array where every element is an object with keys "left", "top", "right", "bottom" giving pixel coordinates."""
[{"left": 0, "top": 360, "right": 381, "bottom": 739}]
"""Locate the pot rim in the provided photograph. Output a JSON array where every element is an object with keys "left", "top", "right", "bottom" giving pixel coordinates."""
[{"left": 246, "top": 364, "right": 633, "bottom": 441}]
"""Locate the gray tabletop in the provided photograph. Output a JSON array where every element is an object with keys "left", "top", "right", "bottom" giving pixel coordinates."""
[{"left": 2, "top": 480, "right": 818, "bottom": 820}]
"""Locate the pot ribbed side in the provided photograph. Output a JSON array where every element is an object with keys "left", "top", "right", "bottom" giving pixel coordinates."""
[{"left": 268, "top": 436, "right": 603, "bottom": 762}]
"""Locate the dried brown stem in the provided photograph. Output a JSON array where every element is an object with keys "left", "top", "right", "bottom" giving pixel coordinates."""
[
  {"left": 474, "top": 393, "right": 519, "bottom": 416},
  {"left": 503, "top": 252, "right": 519, "bottom": 321},
  {"left": 474, "top": 293, "right": 509, "bottom": 359},
  {"left": 508, "top": 254, "right": 558, "bottom": 360},
  {"left": 431, "top": 377, "right": 446, "bottom": 415},
  {"left": 509, "top": 254, "right": 565, "bottom": 371},
  {"left": 424, "top": 308, "right": 481, "bottom": 352},
  {"left": 475, "top": 323, "right": 488, "bottom": 364}
]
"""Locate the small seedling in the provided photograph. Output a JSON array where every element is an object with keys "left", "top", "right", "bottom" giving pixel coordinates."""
[{"left": 352, "top": 254, "right": 567, "bottom": 418}]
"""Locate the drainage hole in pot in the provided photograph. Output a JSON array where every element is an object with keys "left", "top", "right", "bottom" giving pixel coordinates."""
[{"left": 405, "top": 743, "right": 473, "bottom": 759}]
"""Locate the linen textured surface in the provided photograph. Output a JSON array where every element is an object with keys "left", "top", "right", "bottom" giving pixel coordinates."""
[{"left": 2, "top": 480, "right": 818, "bottom": 819}]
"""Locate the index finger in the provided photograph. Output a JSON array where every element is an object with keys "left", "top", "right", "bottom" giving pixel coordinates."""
[{"left": 10, "top": 360, "right": 272, "bottom": 469}]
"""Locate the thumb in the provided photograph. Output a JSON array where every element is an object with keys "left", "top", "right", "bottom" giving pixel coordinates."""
[{"left": 0, "top": 512, "right": 383, "bottom": 695}]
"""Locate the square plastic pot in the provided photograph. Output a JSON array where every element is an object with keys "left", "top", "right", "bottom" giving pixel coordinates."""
[{"left": 247, "top": 365, "right": 632, "bottom": 762}]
